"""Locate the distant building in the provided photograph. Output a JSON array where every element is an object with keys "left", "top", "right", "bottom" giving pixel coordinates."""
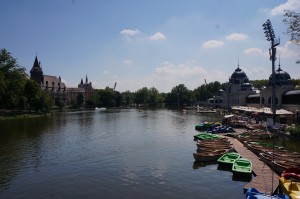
[
  {"left": 209, "top": 61, "right": 300, "bottom": 113},
  {"left": 66, "top": 75, "right": 94, "bottom": 107},
  {"left": 30, "top": 56, "right": 67, "bottom": 106},
  {"left": 30, "top": 56, "right": 94, "bottom": 108}
]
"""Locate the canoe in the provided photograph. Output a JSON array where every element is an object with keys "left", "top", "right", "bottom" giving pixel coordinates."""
[
  {"left": 232, "top": 158, "right": 252, "bottom": 177},
  {"left": 279, "top": 173, "right": 300, "bottom": 199},
  {"left": 245, "top": 187, "right": 289, "bottom": 199},
  {"left": 217, "top": 152, "right": 241, "bottom": 166},
  {"left": 193, "top": 149, "right": 230, "bottom": 162}
]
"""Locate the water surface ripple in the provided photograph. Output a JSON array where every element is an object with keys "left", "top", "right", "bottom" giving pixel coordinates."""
[{"left": 1, "top": 109, "right": 250, "bottom": 198}]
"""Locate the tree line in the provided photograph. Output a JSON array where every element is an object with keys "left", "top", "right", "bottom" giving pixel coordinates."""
[{"left": 2, "top": 48, "right": 300, "bottom": 112}]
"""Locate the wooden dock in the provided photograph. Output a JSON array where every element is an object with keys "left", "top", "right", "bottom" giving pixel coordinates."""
[{"left": 227, "top": 136, "right": 279, "bottom": 195}]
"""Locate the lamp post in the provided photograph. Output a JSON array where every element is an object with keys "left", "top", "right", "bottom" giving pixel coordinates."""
[{"left": 262, "top": 19, "right": 280, "bottom": 128}]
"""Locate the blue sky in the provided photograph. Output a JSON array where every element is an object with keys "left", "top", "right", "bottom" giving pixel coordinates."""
[{"left": 1, "top": 0, "right": 300, "bottom": 92}]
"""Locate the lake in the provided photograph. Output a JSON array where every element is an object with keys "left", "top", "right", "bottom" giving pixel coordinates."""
[{"left": 0, "top": 109, "right": 287, "bottom": 199}]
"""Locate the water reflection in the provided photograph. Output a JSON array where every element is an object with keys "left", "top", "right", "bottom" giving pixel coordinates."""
[{"left": 0, "top": 109, "right": 298, "bottom": 199}]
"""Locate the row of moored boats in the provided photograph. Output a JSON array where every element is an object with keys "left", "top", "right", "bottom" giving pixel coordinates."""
[{"left": 193, "top": 122, "right": 300, "bottom": 199}]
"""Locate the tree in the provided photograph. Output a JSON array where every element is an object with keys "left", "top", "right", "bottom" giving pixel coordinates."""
[
  {"left": 165, "top": 84, "right": 192, "bottom": 107},
  {"left": 0, "top": 49, "right": 27, "bottom": 109},
  {"left": 283, "top": 10, "right": 300, "bottom": 64},
  {"left": 35, "top": 90, "right": 53, "bottom": 113},
  {"left": 135, "top": 87, "right": 149, "bottom": 105},
  {"left": 76, "top": 93, "right": 84, "bottom": 108},
  {"left": 24, "top": 79, "right": 40, "bottom": 111},
  {"left": 121, "top": 90, "right": 134, "bottom": 106}
]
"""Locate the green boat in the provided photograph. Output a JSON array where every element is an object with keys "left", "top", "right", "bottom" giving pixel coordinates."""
[
  {"left": 217, "top": 152, "right": 241, "bottom": 166},
  {"left": 193, "top": 133, "right": 223, "bottom": 140},
  {"left": 232, "top": 158, "right": 252, "bottom": 177}
]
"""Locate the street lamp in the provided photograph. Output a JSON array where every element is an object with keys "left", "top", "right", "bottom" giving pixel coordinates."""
[{"left": 262, "top": 19, "right": 280, "bottom": 127}]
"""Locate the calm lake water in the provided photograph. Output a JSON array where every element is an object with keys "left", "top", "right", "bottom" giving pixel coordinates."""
[{"left": 0, "top": 109, "right": 296, "bottom": 199}]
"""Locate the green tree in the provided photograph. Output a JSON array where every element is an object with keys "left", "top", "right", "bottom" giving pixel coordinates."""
[
  {"left": 76, "top": 93, "right": 84, "bottom": 108},
  {"left": 165, "top": 84, "right": 192, "bottom": 107},
  {"left": 35, "top": 90, "right": 53, "bottom": 113},
  {"left": 283, "top": 10, "right": 300, "bottom": 64},
  {"left": 0, "top": 49, "right": 27, "bottom": 109},
  {"left": 250, "top": 80, "right": 269, "bottom": 89},
  {"left": 24, "top": 79, "right": 40, "bottom": 111},
  {"left": 135, "top": 87, "right": 149, "bottom": 105},
  {"left": 121, "top": 90, "right": 134, "bottom": 106},
  {"left": 92, "top": 87, "right": 114, "bottom": 108},
  {"left": 148, "top": 87, "right": 163, "bottom": 106}
]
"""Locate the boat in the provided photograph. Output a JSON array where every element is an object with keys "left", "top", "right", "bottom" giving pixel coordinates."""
[
  {"left": 279, "top": 172, "right": 300, "bottom": 199},
  {"left": 232, "top": 158, "right": 252, "bottom": 177},
  {"left": 259, "top": 153, "right": 300, "bottom": 175},
  {"left": 193, "top": 149, "right": 231, "bottom": 162},
  {"left": 193, "top": 133, "right": 223, "bottom": 140},
  {"left": 217, "top": 152, "right": 241, "bottom": 166},
  {"left": 282, "top": 168, "right": 300, "bottom": 177},
  {"left": 245, "top": 187, "right": 289, "bottom": 199},
  {"left": 207, "top": 125, "right": 235, "bottom": 134},
  {"left": 195, "top": 122, "right": 220, "bottom": 131},
  {"left": 244, "top": 141, "right": 286, "bottom": 156}
]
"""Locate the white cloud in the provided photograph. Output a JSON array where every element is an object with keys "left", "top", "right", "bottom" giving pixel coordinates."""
[
  {"left": 149, "top": 32, "right": 166, "bottom": 41},
  {"left": 145, "top": 61, "right": 228, "bottom": 92},
  {"left": 123, "top": 59, "right": 133, "bottom": 65},
  {"left": 244, "top": 48, "right": 265, "bottom": 56},
  {"left": 277, "top": 41, "right": 299, "bottom": 58},
  {"left": 103, "top": 70, "right": 110, "bottom": 75},
  {"left": 120, "top": 29, "right": 140, "bottom": 36},
  {"left": 270, "top": 0, "right": 300, "bottom": 16},
  {"left": 202, "top": 40, "right": 224, "bottom": 49},
  {"left": 225, "top": 33, "right": 248, "bottom": 41}
]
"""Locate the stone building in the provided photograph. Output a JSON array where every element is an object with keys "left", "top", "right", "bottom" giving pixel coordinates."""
[
  {"left": 30, "top": 56, "right": 94, "bottom": 108},
  {"left": 210, "top": 61, "right": 300, "bottom": 113},
  {"left": 30, "top": 56, "right": 67, "bottom": 106}
]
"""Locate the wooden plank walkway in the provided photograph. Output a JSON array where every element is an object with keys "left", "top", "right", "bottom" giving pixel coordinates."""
[{"left": 227, "top": 136, "right": 279, "bottom": 195}]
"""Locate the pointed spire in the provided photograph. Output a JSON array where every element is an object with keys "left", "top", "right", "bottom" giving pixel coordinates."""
[
  {"left": 237, "top": 58, "right": 240, "bottom": 69},
  {"left": 33, "top": 56, "right": 40, "bottom": 68}
]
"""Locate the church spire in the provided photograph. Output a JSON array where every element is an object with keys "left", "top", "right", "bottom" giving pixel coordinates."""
[
  {"left": 278, "top": 55, "right": 282, "bottom": 71},
  {"left": 33, "top": 56, "right": 40, "bottom": 68}
]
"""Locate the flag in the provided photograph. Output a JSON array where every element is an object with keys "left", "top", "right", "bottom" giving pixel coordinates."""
[
  {"left": 113, "top": 82, "right": 117, "bottom": 90},
  {"left": 204, "top": 79, "right": 207, "bottom": 84}
]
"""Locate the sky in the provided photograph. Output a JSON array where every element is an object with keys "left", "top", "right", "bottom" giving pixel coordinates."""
[{"left": 1, "top": 0, "right": 300, "bottom": 93}]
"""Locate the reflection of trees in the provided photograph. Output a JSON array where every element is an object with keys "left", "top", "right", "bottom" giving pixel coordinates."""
[{"left": 0, "top": 115, "right": 65, "bottom": 190}]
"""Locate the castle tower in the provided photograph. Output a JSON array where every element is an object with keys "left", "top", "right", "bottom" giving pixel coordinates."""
[{"left": 30, "top": 56, "right": 44, "bottom": 85}]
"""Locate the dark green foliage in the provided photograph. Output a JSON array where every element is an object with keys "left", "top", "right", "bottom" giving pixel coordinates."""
[
  {"left": 0, "top": 49, "right": 27, "bottom": 109},
  {"left": 250, "top": 80, "right": 268, "bottom": 89}
]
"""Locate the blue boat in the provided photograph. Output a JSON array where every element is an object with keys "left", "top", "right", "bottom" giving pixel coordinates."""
[{"left": 245, "top": 188, "right": 289, "bottom": 199}]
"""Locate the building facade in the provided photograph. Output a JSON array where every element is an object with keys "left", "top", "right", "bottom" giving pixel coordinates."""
[
  {"left": 30, "top": 56, "right": 93, "bottom": 108},
  {"left": 30, "top": 56, "right": 67, "bottom": 106},
  {"left": 209, "top": 62, "right": 300, "bottom": 114}
]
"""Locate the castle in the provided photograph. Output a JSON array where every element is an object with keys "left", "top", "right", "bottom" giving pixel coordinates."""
[{"left": 30, "top": 56, "right": 93, "bottom": 108}]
